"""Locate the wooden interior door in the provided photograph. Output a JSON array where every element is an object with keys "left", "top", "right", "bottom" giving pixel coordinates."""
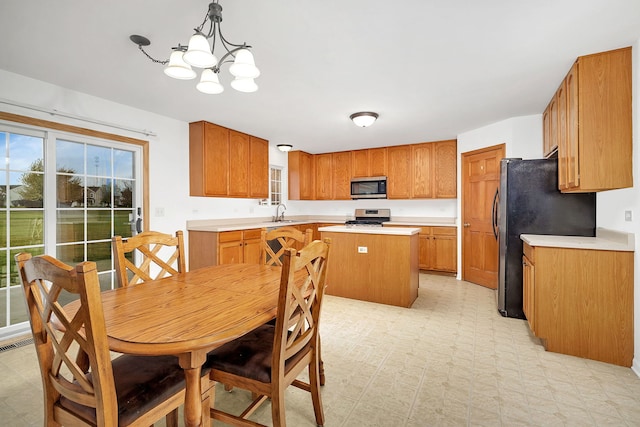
[{"left": 461, "top": 144, "right": 505, "bottom": 289}]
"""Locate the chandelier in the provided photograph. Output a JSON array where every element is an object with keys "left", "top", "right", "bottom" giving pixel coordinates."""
[{"left": 129, "top": 0, "right": 259, "bottom": 94}]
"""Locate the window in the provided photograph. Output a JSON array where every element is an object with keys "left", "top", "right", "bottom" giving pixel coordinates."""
[
  {"left": 0, "top": 121, "right": 143, "bottom": 336},
  {"left": 270, "top": 166, "right": 282, "bottom": 205}
]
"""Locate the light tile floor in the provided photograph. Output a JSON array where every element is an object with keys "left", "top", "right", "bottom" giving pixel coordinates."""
[{"left": 2, "top": 274, "right": 640, "bottom": 426}]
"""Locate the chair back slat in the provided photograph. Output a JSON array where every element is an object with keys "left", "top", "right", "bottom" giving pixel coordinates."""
[
  {"left": 260, "top": 226, "right": 313, "bottom": 266},
  {"left": 15, "top": 253, "right": 118, "bottom": 426},
  {"left": 112, "top": 230, "right": 186, "bottom": 287},
  {"left": 273, "top": 239, "right": 330, "bottom": 376}
]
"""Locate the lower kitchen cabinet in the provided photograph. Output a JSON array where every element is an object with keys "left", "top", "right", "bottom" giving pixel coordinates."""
[
  {"left": 419, "top": 226, "right": 457, "bottom": 273},
  {"left": 522, "top": 242, "right": 633, "bottom": 367},
  {"left": 189, "top": 228, "right": 262, "bottom": 269},
  {"left": 386, "top": 225, "right": 457, "bottom": 273}
]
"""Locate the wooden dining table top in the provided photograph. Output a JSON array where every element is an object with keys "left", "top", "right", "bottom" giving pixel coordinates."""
[{"left": 83, "top": 263, "right": 286, "bottom": 356}]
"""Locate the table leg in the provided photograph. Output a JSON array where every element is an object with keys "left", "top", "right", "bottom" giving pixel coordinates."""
[
  {"left": 179, "top": 353, "right": 207, "bottom": 427},
  {"left": 183, "top": 367, "right": 203, "bottom": 427}
]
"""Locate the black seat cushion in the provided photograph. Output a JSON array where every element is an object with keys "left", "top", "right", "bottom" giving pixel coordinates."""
[
  {"left": 206, "top": 324, "right": 310, "bottom": 384},
  {"left": 59, "top": 354, "right": 210, "bottom": 426}
]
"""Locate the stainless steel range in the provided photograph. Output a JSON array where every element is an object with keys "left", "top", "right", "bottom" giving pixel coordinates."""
[{"left": 345, "top": 208, "right": 390, "bottom": 227}]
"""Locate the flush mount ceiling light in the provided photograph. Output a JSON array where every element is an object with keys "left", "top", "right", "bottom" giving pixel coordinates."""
[
  {"left": 350, "top": 112, "right": 379, "bottom": 127},
  {"left": 129, "top": 0, "right": 259, "bottom": 95},
  {"left": 277, "top": 144, "right": 293, "bottom": 152}
]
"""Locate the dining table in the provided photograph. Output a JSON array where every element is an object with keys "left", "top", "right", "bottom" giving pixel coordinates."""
[{"left": 65, "top": 263, "right": 288, "bottom": 427}]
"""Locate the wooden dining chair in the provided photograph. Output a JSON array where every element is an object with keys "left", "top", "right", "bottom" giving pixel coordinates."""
[
  {"left": 112, "top": 230, "right": 186, "bottom": 287},
  {"left": 258, "top": 225, "right": 327, "bottom": 386},
  {"left": 260, "top": 226, "right": 313, "bottom": 266},
  {"left": 206, "top": 239, "right": 330, "bottom": 427},
  {"left": 15, "top": 252, "right": 213, "bottom": 427}
]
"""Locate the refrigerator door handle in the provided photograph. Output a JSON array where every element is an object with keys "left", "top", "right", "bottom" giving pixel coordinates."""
[{"left": 491, "top": 188, "right": 499, "bottom": 240}]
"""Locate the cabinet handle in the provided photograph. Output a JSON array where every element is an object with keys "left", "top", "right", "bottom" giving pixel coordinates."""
[{"left": 463, "top": 223, "right": 471, "bottom": 227}]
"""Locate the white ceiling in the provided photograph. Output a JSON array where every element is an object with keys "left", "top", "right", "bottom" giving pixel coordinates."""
[{"left": 2, "top": 0, "right": 640, "bottom": 153}]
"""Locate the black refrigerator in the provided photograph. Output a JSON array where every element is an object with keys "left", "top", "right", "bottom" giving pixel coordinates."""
[{"left": 495, "top": 158, "right": 596, "bottom": 319}]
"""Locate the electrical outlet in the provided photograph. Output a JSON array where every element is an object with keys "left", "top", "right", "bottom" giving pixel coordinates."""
[
  {"left": 358, "top": 246, "right": 368, "bottom": 254},
  {"left": 624, "top": 210, "right": 632, "bottom": 222}
]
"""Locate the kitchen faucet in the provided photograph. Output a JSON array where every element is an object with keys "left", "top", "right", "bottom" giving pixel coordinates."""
[{"left": 274, "top": 203, "right": 286, "bottom": 222}]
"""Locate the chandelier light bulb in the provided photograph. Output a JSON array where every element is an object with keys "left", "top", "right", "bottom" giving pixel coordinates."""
[
  {"left": 230, "top": 77, "right": 258, "bottom": 93},
  {"left": 164, "top": 50, "right": 197, "bottom": 80},
  {"left": 183, "top": 33, "right": 217, "bottom": 68},
  {"left": 196, "top": 69, "right": 224, "bottom": 94},
  {"left": 229, "top": 49, "right": 260, "bottom": 79}
]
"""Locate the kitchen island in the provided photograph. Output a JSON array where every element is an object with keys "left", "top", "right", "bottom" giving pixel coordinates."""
[{"left": 319, "top": 225, "right": 420, "bottom": 308}]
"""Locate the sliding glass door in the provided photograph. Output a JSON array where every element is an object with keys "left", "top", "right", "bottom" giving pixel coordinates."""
[{"left": 0, "top": 123, "right": 143, "bottom": 336}]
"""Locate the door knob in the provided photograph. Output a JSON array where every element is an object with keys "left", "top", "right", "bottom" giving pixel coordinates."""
[{"left": 463, "top": 223, "right": 471, "bottom": 227}]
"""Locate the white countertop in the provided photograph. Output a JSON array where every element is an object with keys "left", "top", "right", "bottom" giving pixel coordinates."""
[
  {"left": 186, "top": 216, "right": 456, "bottom": 232},
  {"left": 318, "top": 225, "right": 421, "bottom": 236},
  {"left": 521, "top": 228, "right": 634, "bottom": 252}
]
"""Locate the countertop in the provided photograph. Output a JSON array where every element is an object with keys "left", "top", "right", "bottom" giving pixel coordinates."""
[
  {"left": 521, "top": 228, "right": 635, "bottom": 252},
  {"left": 186, "top": 216, "right": 457, "bottom": 232},
  {"left": 318, "top": 225, "right": 420, "bottom": 236}
]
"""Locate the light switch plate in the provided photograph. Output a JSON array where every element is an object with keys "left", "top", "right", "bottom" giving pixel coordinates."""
[{"left": 624, "top": 210, "right": 632, "bottom": 222}]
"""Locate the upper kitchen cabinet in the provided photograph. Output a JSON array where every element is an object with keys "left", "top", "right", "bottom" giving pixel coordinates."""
[
  {"left": 189, "top": 121, "right": 269, "bottom": 198},
  {"left": 314, "top": 153, "right": 333, "bottom": 200},
  {"left": 412, "top": 139, "right": 457, "bottom": 199},
  {"left": 433, "top": 140, "right": 457, "bottom": 198},
  {"left": 332, "top": 151, "right": 352, "bottom": 200},
  {"left": 352, "top": 147, "right": 388, "bottom": 178},
  {"left": 249, "top": 136, "right": 269, "bottom": 198},
  {"left": 387, "top": 145, "right": 412, "bottom": 199},
  {"left": 543, "top": 47, "right": 632, "bottom": 193},
  {"left": 288, "top": 150, "right": 315, "bottom": 200}
]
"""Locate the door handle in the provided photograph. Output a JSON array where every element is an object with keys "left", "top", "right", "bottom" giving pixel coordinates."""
[{"left": 491, "top": 188, "right": 499, "bottom": 240}]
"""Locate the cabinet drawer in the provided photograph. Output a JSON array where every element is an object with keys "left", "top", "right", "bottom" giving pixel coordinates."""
[
  {"left": 219, "top": 231, "right": 242, "bottom": 243},
  {"left": 432, "top": 227, "right": 456, "bottom": 236},
  {"left": 243, "top": 228, "right": 262, "bottom": 239},
  {"left": 523, "top": 243, "right": 535, "bottom": 261}
]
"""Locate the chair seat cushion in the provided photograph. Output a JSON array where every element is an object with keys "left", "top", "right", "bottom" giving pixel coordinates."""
[
  {"left": 59, "top": 354, "right": 209, "bottom": 426},
  {"left": 206, "top": 324, "right": 309, "bottom": 384}
]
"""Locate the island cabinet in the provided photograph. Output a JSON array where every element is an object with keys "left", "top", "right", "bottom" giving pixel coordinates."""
[
  {"left": 288, "top": 150, "right": 315, "bottom": 200},
  {"left": 189, "top": 121, "right": 269, "bottom": 198},
  {"left": 542, "top": 47, "right": 632, "bottom": 192},
  {"left": 188, "top": 228, "right": 262, "bottom": 270},
  {"left": 320, "top": 226, "right": 419, "bottom": 308},
  {"left": 522, "top": 242, "right": 634, "bottom": 367}
]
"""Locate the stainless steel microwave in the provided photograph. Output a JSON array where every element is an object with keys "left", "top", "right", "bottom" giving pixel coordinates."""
[{"left": 350, "top": 176, "right": 387, "bottom": 199}]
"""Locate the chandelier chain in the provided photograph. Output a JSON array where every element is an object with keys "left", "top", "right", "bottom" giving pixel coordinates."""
[{"left": 137, "top": 44, "right": 169, "bottom": 65}]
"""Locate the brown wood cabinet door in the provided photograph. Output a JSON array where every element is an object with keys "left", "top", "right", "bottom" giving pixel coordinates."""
[
  {"left": 542, "top": 105, "right": 553, "bottom": 157},
  {"left": 288, "top": 151, "right": 315, "bottom": 200},
  {"left": 243, "top": 238, "right": 261, "bottom": 264},
  {"left": 315, "top": 153, "right": 333, "bottom": 199},
  {"left": 332, "top": 151, "right": 352, "bottom": 199},
  {"left": 249, "top": 136, "right": 269, "bottom": 198},
  {"left": 228, "top": 130, "right": 250, "bottom": 197},
  {"left": 412, "top": 143, "right": 433, "bottom": 198},
  {"left": 369, "top": 148, "right": 388, "bottom": 176},
  {"left": 556, "top": 82, "right": 569, "bottom": 191},
  {"left": 203, "top": 123, "right": 229, "bottom": 196},
  {"left": 219, "top": 240, "right": 242, "bottom": 264},
  {"left": 522, "top": 253, "right": 535, "bottom": 334},
  {"left": 418, "top": 229, "right": 431, "bottom": 270},
  {"left": 387, "top": 145, "right": 411, "bottom": 199},
  {"left": 432, "top": 232, "right": 457, "bottom": 272},
  {"left": 565, "top": 63, "right": 580, "bottom": 190},
  {"left": 434, "top": 140, "right": 457, "bottom": 198},
  {"left": 352, "top": 150, "right": 369, "bottom": 177}
]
